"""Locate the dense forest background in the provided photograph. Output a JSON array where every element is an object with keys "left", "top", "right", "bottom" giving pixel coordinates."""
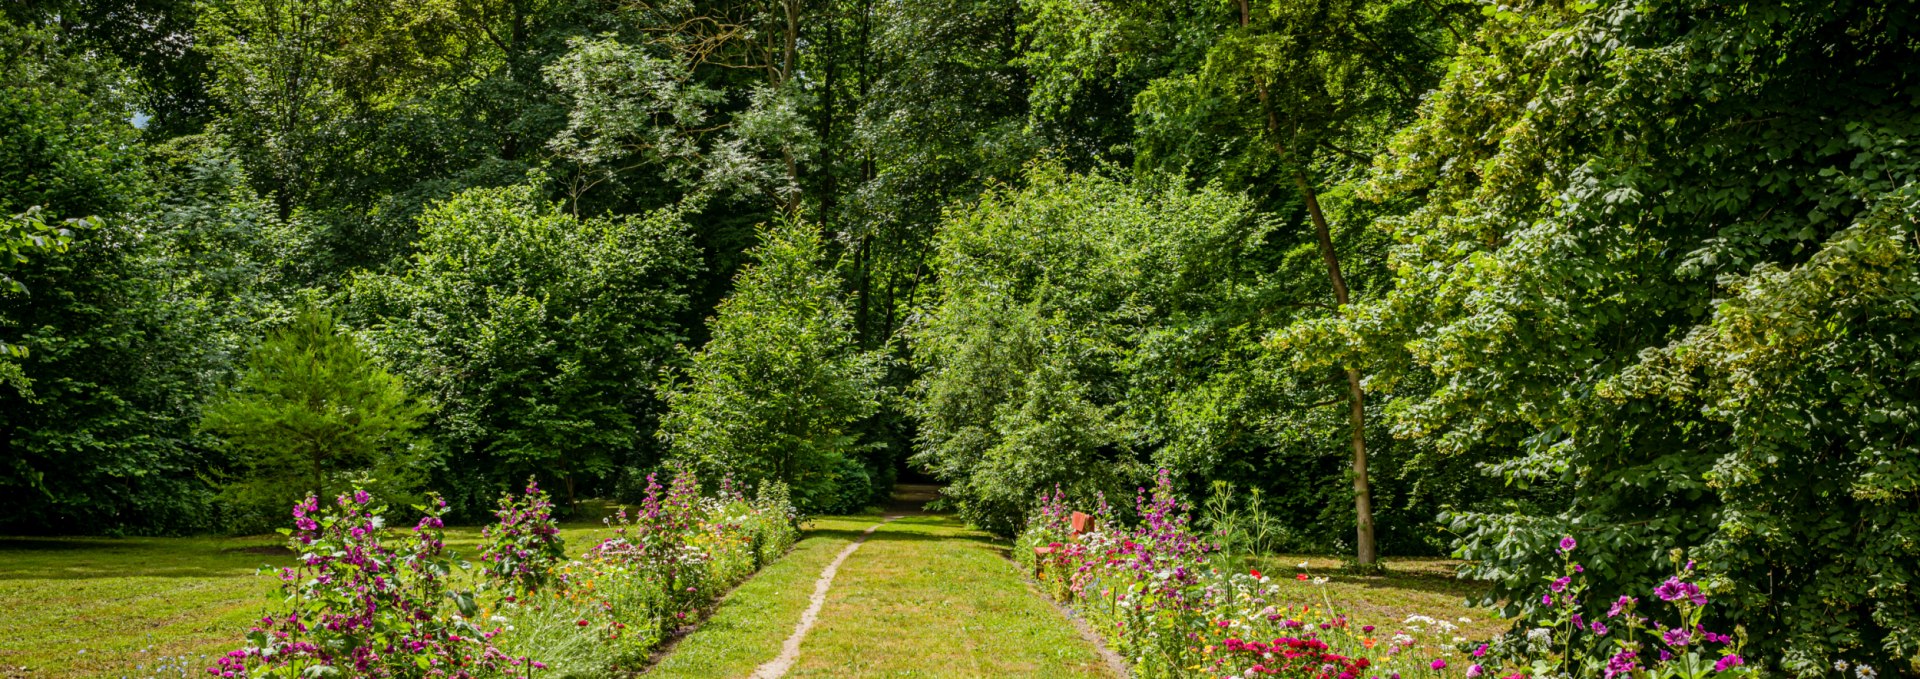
[{"left": 3, "top": 0, "right": 1917, "bottom": 671}]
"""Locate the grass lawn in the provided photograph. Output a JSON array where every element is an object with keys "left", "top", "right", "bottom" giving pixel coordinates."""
[
  {"left": 642, "top": 515, "right": 874, "bottom": 678},
  {"left": 0, "top": 495, "right": 1505, "bottom": 678},
  {"left": 0, "top": 520, "right": 623, "bottom": 678},
  {"left": 784, "top": 513, "right": 1117, "bottom": 678},
  {"left": 1235, "top": 554, "right": 1509, "bottom": 641}
]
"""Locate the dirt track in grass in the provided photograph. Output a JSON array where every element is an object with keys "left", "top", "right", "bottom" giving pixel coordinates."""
[{"left": 646, "top": 485, "right": 1120, "bottom": 679}]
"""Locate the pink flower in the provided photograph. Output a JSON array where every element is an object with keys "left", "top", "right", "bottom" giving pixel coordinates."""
[
  {"left": 1559, "top": 536, "right": 1577, "bottom": 552},
  {"left": 1431, "top": 659, "right": 1447, "bottom": 670}
]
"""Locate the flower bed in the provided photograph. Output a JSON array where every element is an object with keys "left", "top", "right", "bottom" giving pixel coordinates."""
[
  {"left": 209, "top": 470, "right": 796, "bottom": 678},
  {"left": 1017, "top": 471, "right": 1765, "bottom": 679}
]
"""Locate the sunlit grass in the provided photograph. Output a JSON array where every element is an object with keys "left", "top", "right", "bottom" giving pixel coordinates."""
[
  {"left": 784, "top": 514, "right": 1117, "bottom": 678},
  {"left": 0, "top": 499, "right": 1507, "bottom": 678},
  {"left": 0, "top": 510, "right": 622, "bottom": 678},
  {"left": 643, "top": 515, "right": 877, "bottom": 678},
  {"left": 1234, "top": 553, "right": 1509, "bottom": 641}
]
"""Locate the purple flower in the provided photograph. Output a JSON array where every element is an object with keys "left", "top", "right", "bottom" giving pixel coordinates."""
[
  {"left": 1605, "top": 650, "right": 1640, "bottom": 678},
  {"left": 1551, "top": 576, "right": 1571, "bottom": 593},
  {"left": 1467, "top": 664, "right": 1485, "bottom": 678},
  {"left": 1687, "top": 583, "right": 1709, "bottom": 606},
  {"left": 1542, "top": 593, "right": 1554, "bottom": 606},
  {"left": 1590, "top": 621, "right": 1609, "bottom": 636},
  {"left": 1608, "top": 595, "right": 1636, "bottom": 617},
  {"left": 1559, "top": 536, "right": 1577, "bottom": 552},
  {"left": 1655, "top": 577, "right": 1688, "bottom": 602},
  {"left": 1663, "top": 627, "right": 1692, "bottom": 647},
  {"left": 1714, "top": 655, "right": 1744, "bottom": 672},
  {"left": 1431, "top": 659, "right": 1447, "bottom": 670}
]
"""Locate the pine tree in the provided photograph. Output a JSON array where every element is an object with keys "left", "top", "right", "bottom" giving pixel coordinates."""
[{"left": 201, "top": 304, "right": 431, "bottom": 526}]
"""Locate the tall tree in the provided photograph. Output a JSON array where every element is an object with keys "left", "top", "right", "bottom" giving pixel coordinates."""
[
  {"left": 1020, "top": 0, "right": 1467, "bottom": 563},
  {"left": 658, "top": 216, "right": 885, "bottom": 515},
  {"left": 200, "top": 304, "right": 431, "bottom": 528},
  {"left": 1327, "top": 0, "right": 1920, "bottom": 667},
  {"left": 350, "top": 183, "right": 699, "bottom": 515}
]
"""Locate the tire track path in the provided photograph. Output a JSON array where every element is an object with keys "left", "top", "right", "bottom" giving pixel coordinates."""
[{"left": 748, "top": 515, "right": 902, "bottom": 679}]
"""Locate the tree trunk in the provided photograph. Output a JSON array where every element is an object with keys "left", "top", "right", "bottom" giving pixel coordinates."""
[{"left": 1293, "top": 168, "right": 1377, "bottom": 566}]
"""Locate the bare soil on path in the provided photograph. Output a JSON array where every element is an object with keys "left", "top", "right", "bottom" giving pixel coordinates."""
[{"left": 646, "top": 484, "right": 1119, "bottom": 679}]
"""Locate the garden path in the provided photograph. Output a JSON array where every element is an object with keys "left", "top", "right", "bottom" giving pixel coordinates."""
[{"left": 644, "top": 485, "right": 1122, "bottom": 679}]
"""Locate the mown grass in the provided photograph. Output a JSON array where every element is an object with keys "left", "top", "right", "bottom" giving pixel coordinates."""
[
  {"left": 783, "top": 513, "right": 1117, "bottom": 678},
  {"left": 1233, "top": 553, "right": 1509, "bottom": 641},
  {"left": 0, "top": 517, "right": 622, "bottom": 678},
  {"left": 642, "top": 515, "right": 875, "bottom": 678},
  {"left": 0, "top": 497, "right": 1504, "bottom": 678}
]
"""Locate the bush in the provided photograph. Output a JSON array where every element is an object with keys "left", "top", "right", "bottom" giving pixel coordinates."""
[
  {"left": 350, "top": 182, "right": 700, "bottom": 518},
  {"left": 486, "top": 466, "right": 798, "bottom": 675},
  {"left": 200, "top": 304, "right": 433, "bottom": 533},
  {"left": 657, "top": 216, "right": 885, "bottom": 515},
  {"left": 210, "top": 490, "right": 523, "bottom": 678}
]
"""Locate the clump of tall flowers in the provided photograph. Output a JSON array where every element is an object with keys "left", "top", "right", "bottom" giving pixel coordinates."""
[
  {"left": 210, "top": 490, "right": 522, "bottom": 678},
  {"left": 1493, "top": 540, "right": 1758, "bottom": 679},
  {"left": 478, "top": 478, "right": 566, "bottom": 595},
  {"left": 487, "top": 467, "right": 800, "bottom": 674},
  {"left": 1021, "top": 471, "right": 1481, "bottom": 679}
]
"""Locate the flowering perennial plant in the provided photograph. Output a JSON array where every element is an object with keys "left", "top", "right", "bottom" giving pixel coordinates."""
[
  {"left": 210, "top": 490, "right": 523, "bottom": 678},
  {"left": 1493, "top": 543, "right": 1757, "bottom": 679},
  {"left": 487, "top": 468, "right": 799, "bottom": 674},
  {"left": 1019, "top": 471, "right": 1468, "bottom": 679},
  {"left": 478, "top": 479, "right": 565, "bottom": 595}
]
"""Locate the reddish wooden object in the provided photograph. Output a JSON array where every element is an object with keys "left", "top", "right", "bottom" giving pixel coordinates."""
[{"left": 1070, "top": 511, "right": 1094, "bottom": 535}]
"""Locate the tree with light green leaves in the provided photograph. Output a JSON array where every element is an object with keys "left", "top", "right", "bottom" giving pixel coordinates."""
[
  {"left": 201, "top": 304, "right": 432, "bottom": 529},
  {"left": 658, "top": 215, "right": 885, "bottom": 515}
]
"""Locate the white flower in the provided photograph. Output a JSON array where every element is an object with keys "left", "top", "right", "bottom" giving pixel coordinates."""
[
  {"left": 1458, "top": 617, "right": 1472, "bottom": 623},
  {"left": 1311, "top": 577, "right": 1329, "bottom": 585},
  {"left": 1856, "top": 665, "right": 1876, "bottom": 679},
  {"left": 1835, "top": 660, "right": 1851, "bottom": 672},
  {"left": 1297, "top": 560, "right": 1310, "bottom": 569}
]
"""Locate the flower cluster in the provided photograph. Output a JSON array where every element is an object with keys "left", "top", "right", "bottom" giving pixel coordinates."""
[
  {"left": 485, "top": 468, "right": 800, "bottom": 674},
  {"left": 1490, "top": 542, "right": 1757, "bottom": 679},
  {"left": 210, "top": 490, "right": 524, "bottom": 678},
  {"left": 1018, "top": 471, "right": 1467, "bottom": 679},
  {"left": 478, "top": 478, "right": 566, "bottom": 595}
]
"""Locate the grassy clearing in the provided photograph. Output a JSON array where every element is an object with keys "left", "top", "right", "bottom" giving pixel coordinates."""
[
  {"left": 1235, "top": 554, "right": 1509, "bottom": 641},
  {"left": 0, "top": 495, "right": 1504, "bottom": 678},
  {"left": 784, "top": 513, "right": 1117, "bottom": 679},
  {"left": 642, "top": 515, "right": 874, "bottom": 678},
  {"left": 0, "top": 519, "right": 622, "bottom": 678}
]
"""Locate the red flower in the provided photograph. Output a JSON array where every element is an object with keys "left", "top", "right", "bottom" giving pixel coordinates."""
[
  {"left": 1296, "top": 574, "right": 1309, "bottom": 581},
  {"left": 576, "top": 619, "right": 589, "bottom": 627},
  {"left": 1250, "top": 568, "right": 1262, "bottom": 578}
]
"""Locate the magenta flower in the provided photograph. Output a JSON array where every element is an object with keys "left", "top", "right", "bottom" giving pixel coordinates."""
[
  {"left": 1608, "top": 595, "right": 1636, "bottom": 617},
  {"left": 1663, "top": 627, "right": 1692, "bottom": 647},
  {"left": 1550, "top": 576, "right": 1571, "bottom": 592},
  {"left": 1559, "top": 536, "right": 1577, "bottom": 552},
  {"left": 1714, "top": 655, "right": 1744, "bottom": 671},
  {"left": 1431, "top": 659, "right": 1447, "bottom": 670},
  {"left": 1591, "top": 620, "right": 1609, "bottom": 636},
  {"left": 1473, "top": 643, "right": 1488, "bottom": 657},
  {"left": 1655, "top": 577, "right": 1688, "bottom": 602},
  {"left": 1605, "top": 650, "right": 1639, "bottom": 678}
]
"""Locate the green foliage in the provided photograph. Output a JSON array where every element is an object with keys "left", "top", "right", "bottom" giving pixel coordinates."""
[
  {"left": 659, "top": 216, "right": 885, "bottom": 515},
  {"left": 351, "top": 183, "right": 700, "bottom": 516},
  {"left": 199, "top": 304, "right": 431, "bottom": 532},
  {"left": 0, "top": 17, "right": 228, "bottom": 535},
  {"left": 913, "top": 164, "right": 1259, "bottom": 534},
  {"left": 1304, "top": 0, "right": 1920, "bottom": 670}
]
